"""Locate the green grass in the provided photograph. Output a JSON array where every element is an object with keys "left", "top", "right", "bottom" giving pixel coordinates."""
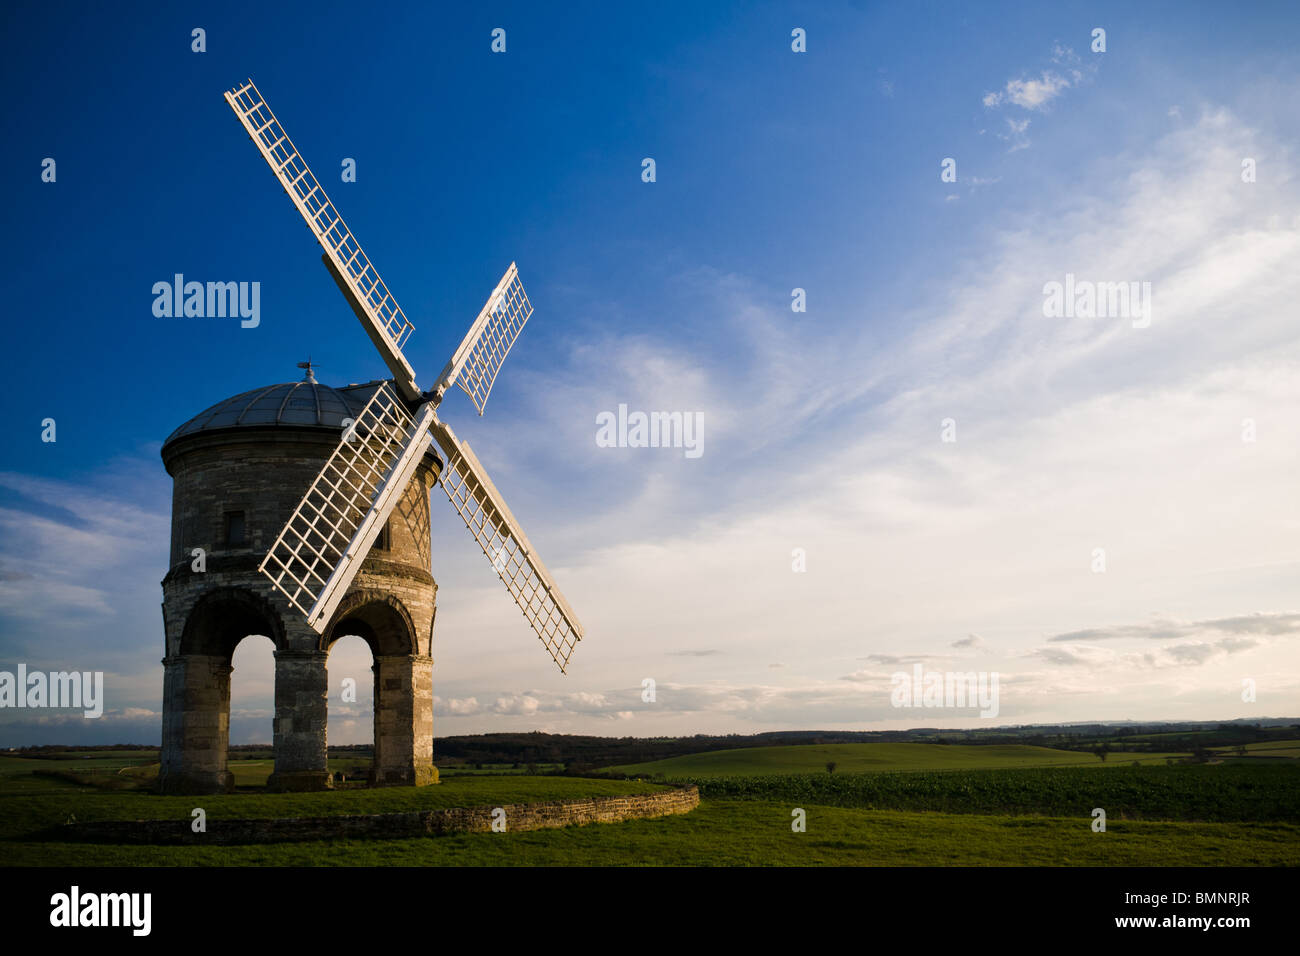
[
  {"left": 1242, "top": 739, "right": 1300, "bottom": 758},
  {"left": 0, "top": 753, "right": 159, "bottom": 773},
  {"left": 607, "top": 742, "right": 1184, "bottom": 778},
  {"left": 220, "top": 758, "right": 374, "bottom": 788},
  {"left": 0, "top": 765, "right": 664, "bottom": 826},
  {"left": 4, "top": 749, "right": 1295, "bottom": 866},
  {"left": 439, "top": 763, "right": 566, "bottom": 776},
  {"left": 675, "top": 763, "right": 1300, "bottom": 822},
  {"left": 4, "top": 797, "right": 1295, "bottom": 866}
]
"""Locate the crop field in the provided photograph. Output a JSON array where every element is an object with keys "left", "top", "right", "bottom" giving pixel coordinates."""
[
  {"left": 3, "top": 746, "right": 1296, "bottom": 866},
  {"left": 605, "top": 742, "right": 1183, "bottom": 778},
  {"left": 674, "top": 764, "right": 1300, "bottom": 822}
]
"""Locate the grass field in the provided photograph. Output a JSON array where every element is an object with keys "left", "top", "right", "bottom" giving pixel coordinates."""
[
  {"left": 3, "top": 746, "right": 1296, "bottom": 866},
  {"left": 223, "top": 757, "right": 374, "bottom": 788},
  {"left": 678, "top": 764, "right": 1300, "bottom": 821},
  {"left": 605, "top": 742, "right": 1184, "bottom": 778},
  {"left": 1243, "top": 739, "right": 1300, "bottom": 759},
  {"left": 5, "top": 793, "right": 1294, "bottom": 866}
]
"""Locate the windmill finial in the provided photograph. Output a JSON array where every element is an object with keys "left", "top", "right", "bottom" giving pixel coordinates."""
[{"left": 297, "top": 358, "right": 317, "bottom": 383}]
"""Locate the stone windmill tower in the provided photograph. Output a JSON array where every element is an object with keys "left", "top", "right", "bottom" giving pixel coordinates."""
[
  {"left": 159, "top": 366, "right": 441, "bottom": 794},
  {"left": 157, "top": 80, "right": 585, "bottom": 795}
]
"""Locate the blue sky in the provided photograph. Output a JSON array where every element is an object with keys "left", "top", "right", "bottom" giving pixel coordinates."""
[{"left": 2, "top": 0, "right": 1300, "bottom": 745}]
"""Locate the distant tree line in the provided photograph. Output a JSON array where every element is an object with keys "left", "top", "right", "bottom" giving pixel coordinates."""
[{"left": 9, "top": 720, "right": 1296, "bottom": 766}]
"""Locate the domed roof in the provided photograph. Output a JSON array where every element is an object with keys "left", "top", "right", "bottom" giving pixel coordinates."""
[{"left": 163, "top": 373, "right": 389, "bottom": 450}]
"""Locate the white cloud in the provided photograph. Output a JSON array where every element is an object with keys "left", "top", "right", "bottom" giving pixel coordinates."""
[
  {"left": 1003, "top": 71, "right": 1073, "bottom": 109},
  {"left": 984, "top": 46, "right": 1095, "bottom": 117},
  {"left": 492, "top": 694, "right": 540, "bottom": 716},
  {"left": 0, "top": 470, "right": 168, "bottom": 623},
  {"left": 984, "top": 72, "right": 1074, "bottom": 111},
  {"left": 435, "top": 696, "right": 482, "bottom": 716},
  {"left": 1051, "top": 45, "right": 1080, "bottom": 65},
  {"left": 1048, "top": 612, "right": 1300, "bottom": 643},
  {"left": 997, "top": 117, "right": 1032, "bottom": 152}
]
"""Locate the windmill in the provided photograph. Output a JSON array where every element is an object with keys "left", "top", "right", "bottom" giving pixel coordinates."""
[{"left": 223, "top": 79, "right": 583, "bottom": 673}]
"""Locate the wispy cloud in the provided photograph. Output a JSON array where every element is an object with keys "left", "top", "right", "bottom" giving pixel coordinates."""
[
  {"left": 981, "top": 45, "right": 1095, "bottom": 154},
  {"left": 998, "top": 116, "right": 1032, "bottom": 151},
  {"left": 984, "top": 72, "right": 1073, "bottom": 110},
  {"left": 1031, "top": 635, "right": 1263, "bottom": 670},
  {"left": 1049, "top": 612, "right": 1300, "bottom": 642}
]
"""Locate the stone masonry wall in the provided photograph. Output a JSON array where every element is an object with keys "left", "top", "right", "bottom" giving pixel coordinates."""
[
  {"left": 60, "top": 786, "right": 700, "bottom": 845},
  {"left": 160, "top": 430, "right": 440, "bottom": 661},
  {"left": 158, "top": 423, "right": 442, "bottom": 793}
]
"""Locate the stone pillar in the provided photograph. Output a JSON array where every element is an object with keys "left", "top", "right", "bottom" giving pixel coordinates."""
[
  {"left": 158, "top": 654, "right": 233, "bottom": 794},
  {"left": 267, "top": 649, "right": 332, "bottom": 792},
  {"left": 371, "top": 654, "right": 437, "bottom": 786}
]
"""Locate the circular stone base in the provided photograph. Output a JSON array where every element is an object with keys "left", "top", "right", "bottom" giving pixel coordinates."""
[
  {"left": 156, "top": 770, "right": 234, "bottom": 795},
  {"left": 369, "top": 765, "right": 440, "bottom": 787},
  {"left": 60, "top": 787, "right": 699, "bottom": 845},
  {"left": 266, "top": 770, "right": 333, "bottom": 793}
]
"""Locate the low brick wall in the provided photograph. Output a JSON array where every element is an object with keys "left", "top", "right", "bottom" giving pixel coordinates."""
[{"left": 58, "top": 786, "right": 699, "bottom": 845}]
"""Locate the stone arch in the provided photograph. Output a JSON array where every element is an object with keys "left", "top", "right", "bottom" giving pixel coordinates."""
[
  {"left": 159, "top": 587, "right": 285, "bottom": 794},
  {"left": 320, "top": 590, "right": 434, "bottom": 787},
  {"left": 179, "top": 587, "right": 285, "bottom": 658},
  {"left": 321, "top": 590, "right": 416, "bottom": 657}
]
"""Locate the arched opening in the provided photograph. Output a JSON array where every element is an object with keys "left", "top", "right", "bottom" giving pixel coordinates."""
[
  {"left": 325, "top": 634, "right": 374, "bottom": 785},
  {"left": 324, "top": 594, "right": 416, "bottom": 658},
  {"left": 159, "top": 588, "right": 283, "bottom": 794},
  {"left": 229, "top": 634, "right": 276, "bottom": 788},
  {"left": 322, "top": 593, "right": 433, "bottom": 786},
  {"left": 178, "top": 587, "right": 284, "bottom": 657}
]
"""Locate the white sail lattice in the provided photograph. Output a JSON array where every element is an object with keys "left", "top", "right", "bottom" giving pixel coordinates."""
[
  {"left": 225, "top": 79, "right": 419, "bottom": 398},
  {"left": 439, "top": 264, "right": 533, "bottom": 415},
  {"left": 431, "top": 421, "right": 583, "bottom": 672},
  {"left": 231, "top": 78, "right": 584, "bottom": 670},
  {"left": 258, "top": 382, "right": 433, "bottom": 628}
]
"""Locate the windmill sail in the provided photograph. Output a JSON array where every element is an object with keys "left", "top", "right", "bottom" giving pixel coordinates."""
[
  {"left": 258, "top": 382, "right": 436, "bottom": 631},
  {"left": 230, "top": 78, "right": 584, "bottom": 670},
  {"left": 224, "top": 79, "right": 421, "bottom": 404},
  {"left": 434, "top": 263, "right": 533, "bottom": 415},
  {"left": 429, "top": 419, "right": 583, "bottom": 672}
]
